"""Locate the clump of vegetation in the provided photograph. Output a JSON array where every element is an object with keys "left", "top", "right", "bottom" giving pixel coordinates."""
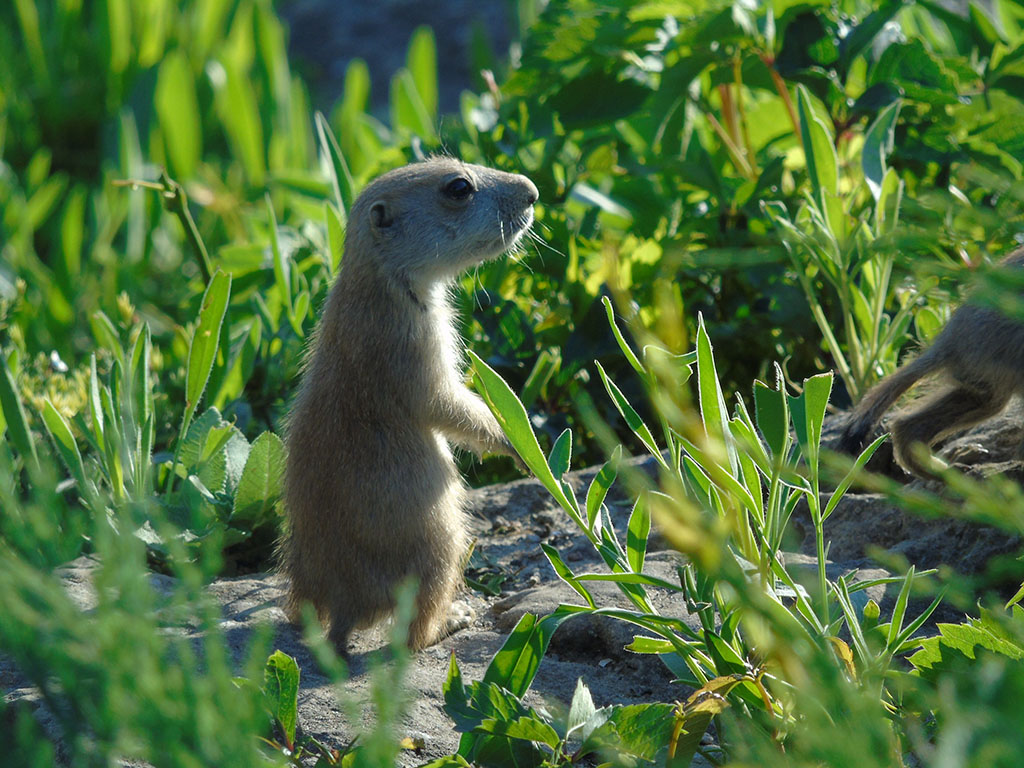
[{"left": 2, "top": 0, "right": 1024, "bottom": 764}]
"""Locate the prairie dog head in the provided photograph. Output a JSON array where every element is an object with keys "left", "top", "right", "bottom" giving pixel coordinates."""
[{"left": 346, "top": 157, "right": 539, "bottom": 284}]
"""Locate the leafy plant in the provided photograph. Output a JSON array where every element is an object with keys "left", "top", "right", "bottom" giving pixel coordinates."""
[
  {"left": 459, "top": 297, "right": 947, "bottom": 762},
  {"left": 766, "top": 92, "right": 918, "bottom": 401}
]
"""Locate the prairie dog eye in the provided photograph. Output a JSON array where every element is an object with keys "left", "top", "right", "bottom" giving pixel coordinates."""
[{"left": 442, "top": 177, "right": 475, "bottom": 200}]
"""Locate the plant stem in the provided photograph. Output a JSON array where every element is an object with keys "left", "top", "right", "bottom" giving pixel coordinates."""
[
  {"left": 705, "top": 110, "right": 755, "bottom": 180},
  {"left": 160, "top": 170, "right": 214, "bottom": 286},
  {"left": 761, "top": 53, "right": 799, "bottom": 137}
]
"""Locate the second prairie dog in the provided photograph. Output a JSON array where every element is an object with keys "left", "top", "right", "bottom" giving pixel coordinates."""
[
  {"left": 837, "top": 247, "right": 1024, "bottom": 477},
  {"left": 280, "top": 157, "right": 538, "bottom": 652}
]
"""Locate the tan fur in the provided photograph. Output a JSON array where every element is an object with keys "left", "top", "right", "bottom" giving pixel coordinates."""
[
  {"left": 837, "top": 247, "right": 1024, "bottom": 477},
  {"left": 280, "top": 157, "right": 538, "bottom": 652}
]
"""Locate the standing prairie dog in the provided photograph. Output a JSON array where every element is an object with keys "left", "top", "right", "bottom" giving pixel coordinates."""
[
  {"left": 280, "top": 157, "right": 537, "bottom": 652},
  {"left": 837, "top": 248, "right": 1024, "bottom": 477}
]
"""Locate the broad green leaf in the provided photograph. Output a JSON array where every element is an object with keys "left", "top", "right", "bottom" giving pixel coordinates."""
[
  {"left": 443, "top": 653, "right": 476, "bottom": 730},
  {"left": 548, "top": 428, "right": 572, "bottom": 480},
  {"left": 626, "top": 494, "right": 650, "bottom": 573},
  {"left": 0, "top": 356, "right": 37, "bottom": 466},
  {"left": 390, "top": 68, "right": 437, "bottom": 140},
  {"left": 803, "top": 372, "right": 834, "bottom": 459},
  {"left": 753, "top": 366, "right": 788, "bottom": 458},
  {"left": 567, "top": 679, "right": 598, "bottom": 737},
  {"left": 407, "top": 26, "right": 438, "bottom": 121},
  {"left": 705, "top": 631, "right": 747, "bottom": 675},
  {"left": 797, "top": 85, "right": 838, "bottom": 204},
  {"left": 263, "top": 650, "right": 300, "bottom": 748},
  {"left": 41, "top": 400, "right": 85, "bottom": 487},
  {"left": 668, "top": 676, "right": 746, "bottom": 765},
  {"left": 481, "top": 608, "right": 580, "bottom": 698},
  {"left": 212, "top": 318, "right": 262, "bottom": 410},
  {"left": 232, "top": 431, "right": 285, "bottom": 524},
  {"left": 184, "top": 270, "right": 232, "bottom": 434},
  {"left": 579, "top": 702, "right": 676, "bottom": 763},
  {"left": 585, "top": 445, "right": 621, "bottom": 530},
  {"left": 788, "top": 372, "right": 832, "bottom": 464},
  {"left": 469, "top": 352, "right": 580, "bottom": 518},
  {"left": 155, "top": 50, "right": 202, "bottom": 179},
  {"left": 472, "top": 716, "right": 561, "bottom": 749},
  {"left": 215, "top": 57, "right": 265, "bottom": 185},
  {"left": 625, "top": 636, "right": 677, "bottom": 654},
  {"left": 909, "top": 617, "right": 1024, "bottom": 680},
  {"left": 862, "top": 100, "right": 902, "bottom": 202},
  {"left": 695, "top": 314, "right": 737, "bottom": 475}
]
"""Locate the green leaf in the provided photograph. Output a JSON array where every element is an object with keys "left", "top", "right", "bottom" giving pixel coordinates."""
[
  {"left": 823, "top": 433, "right": 887, "bottom": 520},
  {"left": 667, "top": 676, "right": 745, "bottom": 765},
  {"left": 567, "top": 679, "right": 598, "bottom": 738},
  {"left": 473, "top": 716, "right": 561, "bottom": 749},
  {"left": 585, "top": 445, "right": 621, "bottom": 530},
  {"left": 753, "top": 365, "right": 788, "bottom": 458},
  {"left": 602, "top": 296, "right": 645, "bottom": 375},
  {"left": 862, "top": 100, "right": 901, "bottom": 203},
  {"left": 155, "top": 50, "right": 202, "bottom": 179},
  {"left": 695, "top": 314, "right": 737, "bottom": 475},
  {"left": 469, "top": 352, "right": 580, "bottom": 519},
  {"left": 232, "top": 431, "right": 285, "bottom": 525},
  {"left": 184, "top": 270, "right": 232, "bottom": 435},
  {"left": 578, "top": 702, "right": 676, "bottom": 763},
  {"left": 0, "top": 355, "right": 37, "bottom": 467},
  {"left": 326, "top": 202, "right": 346, "bottom": 273},
  {"left": 481, "top": 608, "right": 579, "bottom": 698},
  {"left": 90, "top": 311, "right": 126, "bottom": 369},
  {"left": 797, "top": 85, "right": 838, "bottom": 204},
  {"left": 390, "top": 68, "right": 436, "bottom": 140},
  {"left": 59, "top": 185, "right": 86, "bottom": 283},
  {"left": 266, "top": 196, "right": 292, "bottom": 319},
  {"left": 625, "top": 636, "right": 676, "bottom": 654},
  {"left": 595, "top": 361, "right": 664, "bottom": 465},
  {"left": 909, "top": 617, "right": 1024, "bottom": 680},
  {"left": 442, "top": 653, "right": 478, "bottom": 731},
  {"left": 41, "top": 400, "right": 86, "bottom": 487},
  {"left": 215, "top": 57, "right": 266, "bottom": 185},
  {"left": 626, "top": 494, "right": 650, "bottom": 573},
  {"left": 548, "top": 428, "right": 572, "bottom": 480},
  {"left": 315, "top": 111, "right": 356, "bottom": 218},
  {"left": 263, "top": 650, "right": 300, "bottom": 749},
  {"left": 541, "top": 543, "right": 596, "bottom": 607},
  {"left": 407, "top": 26, "right": 438, "bottom": 122}
]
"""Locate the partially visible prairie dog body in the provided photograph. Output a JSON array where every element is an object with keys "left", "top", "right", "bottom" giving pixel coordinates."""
[
  {"left": 837, "top": 248, "right": 1024, "bottom": 477},
  {"left": 280, "top": 157, "right": 537, "bottom": 652}
]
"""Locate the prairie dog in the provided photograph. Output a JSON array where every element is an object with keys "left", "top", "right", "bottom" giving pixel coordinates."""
[
  {"left": 280, "top": 157, "right": 537, "bottom": 652},
  {"left": 837, "top": 248, "right": 1024, "bottom": 477}
]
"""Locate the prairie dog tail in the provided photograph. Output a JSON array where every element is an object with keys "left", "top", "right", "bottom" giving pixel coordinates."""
[{"left": 836, "top": 348, "right": 947, "bottom": 455}]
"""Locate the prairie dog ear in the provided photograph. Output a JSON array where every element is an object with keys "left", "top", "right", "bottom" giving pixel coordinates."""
[{"left": 369, "top": 200, "right": 394, "bottom": 234}]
